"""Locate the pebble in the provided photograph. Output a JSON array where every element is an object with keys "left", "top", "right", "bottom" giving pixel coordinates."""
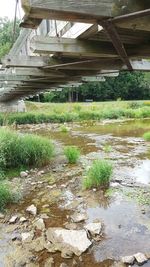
[
  {"left": 121, "top": 255, "right": 135, "bottom": 265},
  {"left": 20, "top": 217, "right": 27, "bottom": 223},
  {"left": 20, "top": 171, "right": 28, "bottom": 178},
  {"left": 0, "top": 213, "right": 4, "bottom": 219}
]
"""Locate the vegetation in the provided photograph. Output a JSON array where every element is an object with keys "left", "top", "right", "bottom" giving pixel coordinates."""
[
  {"left": 83, "top": 160, "right": 113, "bottom": 189},
  {"left": 0, "top": 128, "right": 54, "bottom": 176},
  {"left": 0, "top": 101, "right": 150, "bottom": 125},
  {"left": 0, "top": 183, "right": 14, "bottom": 211},
  {"left": 143, "top": 132, "right": 150, "bottom": 141},
  {"left": 38, "top": 72, "right": 150, "bottom": 103},
  {"left": 0, "top": 17, "right": 20, "bottom": 61},
  {"left": 60, "top": 125, "right": 69, "bottom": 133},
  {"left": 64, "top": 146, "right": 80, "bottom": 164}
]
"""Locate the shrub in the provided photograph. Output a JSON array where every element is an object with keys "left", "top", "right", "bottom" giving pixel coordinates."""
[
  {"left": 64, "top": 146, "right": 80, "bottom": 164},
  {"left": 0, "top": 128, "right": 54, "bottom": 173},
  {"left": 0, "top": 183, "right": 13, "bottom": 211},
  {"left": 143, "top": 132, "right": 150, "bottom": 141},
  {"left": 83, "top": 159, "right": 113, "bottom": 189},
  {"left": 128, "top": 102, "right": 142, "bottom": 109}
]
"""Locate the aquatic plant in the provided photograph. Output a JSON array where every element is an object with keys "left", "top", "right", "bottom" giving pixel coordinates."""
[
  {"left": 103, "top": 144, "right": 112, "bottom": 153},
  {"left": 64, "top": 146, "right": 80, "bottom": 164},
  {"left": 83, "top": 159, "right": 113, "bottom": 189},
  {"left": 60, "top": 125, "right": 69, "bottom": 133},
  {"left": 143, "top": 131, "right": 150, "bottom": 141},
  {"left": 0, "top": 128, "right": 54, "bottom": 174}
]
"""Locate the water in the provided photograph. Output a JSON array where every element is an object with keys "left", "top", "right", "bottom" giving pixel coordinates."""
[{"left": 1, "top": 118, "right": 150, "bottom": 266}]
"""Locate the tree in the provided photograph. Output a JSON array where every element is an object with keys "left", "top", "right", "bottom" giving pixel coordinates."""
[{"left": 0, "top": 17, "right": 20, "bottom": 61}]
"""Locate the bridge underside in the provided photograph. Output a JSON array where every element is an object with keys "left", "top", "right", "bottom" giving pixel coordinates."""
[{"left": 1, "top": 0, "right": 150, "bottom": 104}]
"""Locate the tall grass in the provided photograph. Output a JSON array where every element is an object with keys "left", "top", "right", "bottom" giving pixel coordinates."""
[
  {"left": 64, "top": 146, "right": 80, "bottom": 164},
  {"left": 83, "top": 160, "right": 113, "bottom": 189},
  {"left": 0, "top": 183, "right": 13, "bottom": 211},
  {"left": 143, "top": 132, "right": 150, "bottom": 141},
  {"left": 0, "top": 128, "right": 54, "bottom": 174}
]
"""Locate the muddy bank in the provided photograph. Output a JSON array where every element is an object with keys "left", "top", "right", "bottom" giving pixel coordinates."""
[{"left": 0, "top": 119, "right": 150, "bottom": 267}]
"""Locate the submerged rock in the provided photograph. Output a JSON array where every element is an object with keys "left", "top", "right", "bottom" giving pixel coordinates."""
[
  {"left": 71, "top": 212, "right": 88, "bottom": 223},
  {"left": 84, "top": 222, "right": 102, "bottom": 236},
  {"left": 33, "top": 218, "right": 45, "bottom": 231},
  {"left": 46, "top": 228, "right": 92, "bottom": 256},
  {"left": 26, "top": 204, "right": 37, "bottom": 216}
]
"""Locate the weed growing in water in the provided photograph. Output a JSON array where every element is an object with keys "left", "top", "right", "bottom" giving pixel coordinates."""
[
  {"left": 143, "top": 132, "right": 150, "bottom": 141},
  {"left": 60, "top": 125, "right": 69, "bottom": 133},
  {"left": 103, "top": 144, "right": 112, "bottom": 153},
  {"left": 0, "top": 183, "right": 14, "bottom": 211},
  {"left": 64, "top": 146, "right": 80, "bottom": 164},
  {"left": 83, "top": 159, "right": 113, "bottom": 189}
]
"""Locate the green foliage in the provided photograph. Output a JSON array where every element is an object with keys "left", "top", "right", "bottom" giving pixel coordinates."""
[
  {"left": 64, "top": 146, "right": 80, "bottom": 164},
  {"left": 143, "top": 132, "right": 150, "bottom": 141},
  {"left": 0, "top": 183, "right": 13, "bottom": 211},
  {"left": 60, "top": 125, "right": 68, "bottom": 133},
  {"left": 128, "top": 101, "right": 142, "bottom": 109},
  {"left": 0, "top": 17, "right": 20, "bottom": 60},
  {"left": 0, "top": 128, "right": 54, "bottom": 174},
  {"left": 83, "top": 160, "right": 113, "bottom": 189},
  {"left": 103, "top": 144, "right": 112, "bottom": 153}
]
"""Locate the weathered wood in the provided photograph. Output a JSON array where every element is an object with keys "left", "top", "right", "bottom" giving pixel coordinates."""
[
  {"left": 31, "top": 36, "right": 117, "bottom": 58},
  {"left": 2, "top": 56, "right": 49, "bottom": 68},
  {"left": 8, "top": 29, "right": 32, "bottom": 56},
  {"left": 82, "top": 76, "right": 106, "bottom": 82},
  {"left": 7, "top": 68, "right": 66, "bottom": 77}
]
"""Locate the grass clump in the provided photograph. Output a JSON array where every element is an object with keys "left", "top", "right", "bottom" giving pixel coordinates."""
[
  {"left": 143, "top": 132, "right": 150, "bottom": 141},
  {"left": 83, "top": 159, "right": 113, "bottom": 189},
  {"left": 0, "top": 183, "right": 13, "bottom": 211},
  {"left": 64, "top": 146, "right": 80, "bottom": 164},
  {"left": 60, "top": 125, "right": 69, "bottom": 133},
  {"left": 0, "top": 128, "right": 54, "bottom": 175}
]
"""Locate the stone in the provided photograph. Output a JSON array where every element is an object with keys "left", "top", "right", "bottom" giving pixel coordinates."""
[
  {"left": 9, "top": 215, "right": 18, "bottom": 224},
  {"left": 33, "top": 218, "right": 45, "bottom": 231},
  {"left": 121, "top": 255, "right": 135, "bottom": 265},
  {"left": 44, "top": 257, "right": 54, "bottom": 267},
  {"left": 26, "top": 204, "right": 37, "bottom": 216},
  {"left": 20, "top": 217, "right": 27, "bottom": 223},
  {"left": 0, "top": 213, "right": 4, "bottom": 219},
  {"left": 20, "top": 171, "right": 28, "bottom": 178},
  {"left": 29, "top": 236, "right": 46, "bottom": 252},
  {"left": 84, "top": 222, "right": 102, "bottom": 236},
  {"left": 64, "top": 222, "right": 77, "bottom": 230},
  {"left": 60, "top": 264, "right": 69, "bottom": 267},
  {"left": 71, "top": 212, "right": 88, "bottom": 223},
  {"left": 134, "top": 253, "right": 148, "bottom": 265},
  {"left": 21, "top": 232, "right": 34, "bottom": 242},
  {"left": 46, "top": 228, "right": 92, "bottom": 256},
  {"left": 61, "top": 249, "right": 73, "bottom": 258}
]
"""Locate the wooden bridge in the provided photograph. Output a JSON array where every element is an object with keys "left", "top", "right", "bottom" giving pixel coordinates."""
[{"left": 1, "top": 0, "right": 150, "bottom": 110}]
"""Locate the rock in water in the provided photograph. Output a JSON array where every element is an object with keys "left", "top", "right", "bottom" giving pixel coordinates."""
[
  {"left": 33, "top": 218, "right": 45, "bottom": 230},
  {"left": 9, "top": 215, "right": 18, "bottom": 224},
  {"left": 134, "top": 253, "right": 148, "bottom": 265},
  {"left": 84, "top": 222, "right": 102, "bottom": 236},
  {"left": 26, "top": 204, "right": 37, "bottom": 216},
  {"left": 70, "top": 213, "right": 88, "bottom": 223},
  {"left": 46, "top": 228, "right": 92, "bottom": 256},
  {"left": 121, "top": 255, "right": 135, "bottom": 265}
]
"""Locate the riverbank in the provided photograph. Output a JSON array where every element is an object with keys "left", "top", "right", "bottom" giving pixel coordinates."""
[{"left": 0, "top": 101, "right": 150, "bottom": 125}]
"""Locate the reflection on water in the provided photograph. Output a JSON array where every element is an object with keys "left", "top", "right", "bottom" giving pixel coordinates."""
[{"left": 134, "top": 160, "right": 150, "bottom": 184}]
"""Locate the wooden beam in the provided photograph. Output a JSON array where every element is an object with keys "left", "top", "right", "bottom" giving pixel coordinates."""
[
  {"left": 31, "top": 36, "right": 117, "bottom": 58},
  {"left": 7, "top": 68, "right": 66, "bottom": 77},
  {"left": 2, "top": 56, "right": 49, "bottom": 68},
  {"left": 100, "top": 20, "right": 133, "bottom": 70}
]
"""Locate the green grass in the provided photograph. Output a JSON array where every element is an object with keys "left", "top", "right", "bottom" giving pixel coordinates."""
[
  {"left": 0, "top": 128, "right": 54, "bottom": 176},
  {"left": 64, "top": 146, "right": 80, "bottom": 164},
  {"left": 83, "top": 159, "right": 113, "bottom": 189},
  {"left": 60, "top": 125, "right": 69, "bottom": 133},
  {"left": 143, "top": 131, "right": 150, "bottom": 141},
  {"left": 0, "top": 101, "right": 150, "bottom": 125},
  {"left": 0, "top": 183, "right": 14, "bottom": 211}
]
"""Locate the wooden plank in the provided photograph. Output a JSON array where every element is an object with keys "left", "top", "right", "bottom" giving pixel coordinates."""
[
  {"left": 7, "top": 68, "right": 66, "bottom": 77},
  {"left": 31, "top": 36, "right": 117, "bottom": 58},
  {"left": 2, "top": 56, "right": 49, "bottom": 68},
  {"left": 8, "top": 29, "right": 32, "bottom": 56}
]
